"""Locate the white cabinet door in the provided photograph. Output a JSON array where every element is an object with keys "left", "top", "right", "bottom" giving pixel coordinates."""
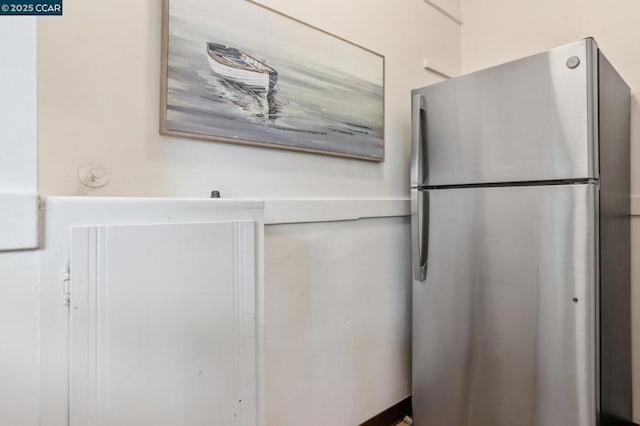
[{"left": 69, "top": 221, "right": 257, "bottom": 426}]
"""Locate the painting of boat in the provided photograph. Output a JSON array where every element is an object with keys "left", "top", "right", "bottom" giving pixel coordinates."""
[
  {"left": 163, "top": 0, "right": 384, "bottom": 161},
  {"left": 206, "top": 42, "right": 278, "bottom": 93}
]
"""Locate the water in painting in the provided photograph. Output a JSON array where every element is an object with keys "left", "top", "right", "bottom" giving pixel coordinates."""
[{"left": 165, "top": 0, "right": 384, "bottom": 160}]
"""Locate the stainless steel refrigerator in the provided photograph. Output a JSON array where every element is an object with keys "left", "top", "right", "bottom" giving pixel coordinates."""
[{"left": 410, "top": 39, "right": 632, "bottom": 426}]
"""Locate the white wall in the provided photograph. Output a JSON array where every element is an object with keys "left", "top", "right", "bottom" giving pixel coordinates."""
[
  {"left": 0, "top": 18, "right": 39, "bottom": 251},
  {"left": 0, "top": 17, "right": 40, "bottom": 426},
  {"left": 0, "top": 18, "right": 37, "bottom": 194},
  {"left": 459, "top": 1, "right": 640, "bottom": 420},
  {"left": 34, "top": 0, "right": 462, "bottom": 424},
  {"left": 0, "top": 252, "right": 39, "bottom": 426},
  {"left": 265, "top": 218, "right": 411, "bottom": 425}
]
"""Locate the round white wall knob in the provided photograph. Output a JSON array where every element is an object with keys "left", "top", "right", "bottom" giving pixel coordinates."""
[{"left": 78, "top": 162, "right": 111, "bottom": 188}]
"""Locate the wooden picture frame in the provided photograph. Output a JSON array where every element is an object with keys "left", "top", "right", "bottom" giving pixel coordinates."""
[{"left": 160, "top": 0, "right": 385, "bottom": 161}]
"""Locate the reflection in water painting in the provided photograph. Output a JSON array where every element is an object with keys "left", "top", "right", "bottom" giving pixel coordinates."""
[{"left": 161, "top": 0, "right": 385, "bottom": 161}]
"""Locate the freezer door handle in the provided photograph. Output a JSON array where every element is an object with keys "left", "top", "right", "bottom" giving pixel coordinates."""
[
  {"left": 412, "top": 190, "right": 429, "bottom": 281},
  {"left": 411, "top": 94, "right": 427, "bottom": 187}
]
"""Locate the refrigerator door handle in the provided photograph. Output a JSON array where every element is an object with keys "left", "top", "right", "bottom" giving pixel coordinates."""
[
  {"left": 412, "top": 190, "right": 429, "bottom": 281},
  {"left": 411, "top": 94, "right": 427, "bottom": 187}
]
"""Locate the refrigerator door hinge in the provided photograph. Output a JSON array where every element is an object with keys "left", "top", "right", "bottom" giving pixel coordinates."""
[{"left": 63, "top": 271, "right": 71, "bottom": 306}]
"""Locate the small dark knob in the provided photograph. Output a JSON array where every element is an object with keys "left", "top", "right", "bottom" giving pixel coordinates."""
[{"left": 210, "top": 190, "right": 221, "bottom": 198}]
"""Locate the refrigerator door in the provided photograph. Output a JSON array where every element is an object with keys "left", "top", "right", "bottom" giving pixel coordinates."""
[
  {"left": 413, "top": 184, "right": 597, "bottom": 426},
  {"left": 412, "top": 39, "right": 598, "bottom": 187}
]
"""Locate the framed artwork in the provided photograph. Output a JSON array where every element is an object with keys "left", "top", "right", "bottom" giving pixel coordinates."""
[{"left": 160, "top": 0, "right": 385, "bottom": 161}]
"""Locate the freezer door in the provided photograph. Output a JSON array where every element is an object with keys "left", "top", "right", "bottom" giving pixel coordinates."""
[
  {"left": 413, "top": 184, "right": 597, "bottom": 426},
  {"left": 412, "top": 39, "right": 598, "bottom": 187}
]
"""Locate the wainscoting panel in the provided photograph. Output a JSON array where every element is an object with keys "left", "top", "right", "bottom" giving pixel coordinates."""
[{"left": 69, "top": 221, "right": 258, "bottom": 426}]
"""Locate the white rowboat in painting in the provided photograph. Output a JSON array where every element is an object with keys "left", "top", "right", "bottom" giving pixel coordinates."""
[{"left": 206, "top": 42, "right": 278, "bottom": 92}]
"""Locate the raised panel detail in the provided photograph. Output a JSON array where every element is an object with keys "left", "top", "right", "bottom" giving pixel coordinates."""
[{"left": 69, "top": 221, "right": 257, "bottom": 426}]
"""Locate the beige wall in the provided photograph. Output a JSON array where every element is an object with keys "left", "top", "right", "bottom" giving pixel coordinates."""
[
  {"left": 460, "top": 0, "right": 640, "bottom": 420},
  {"left": 38, "top": 0, "right": 459, "bottom": 199}
]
